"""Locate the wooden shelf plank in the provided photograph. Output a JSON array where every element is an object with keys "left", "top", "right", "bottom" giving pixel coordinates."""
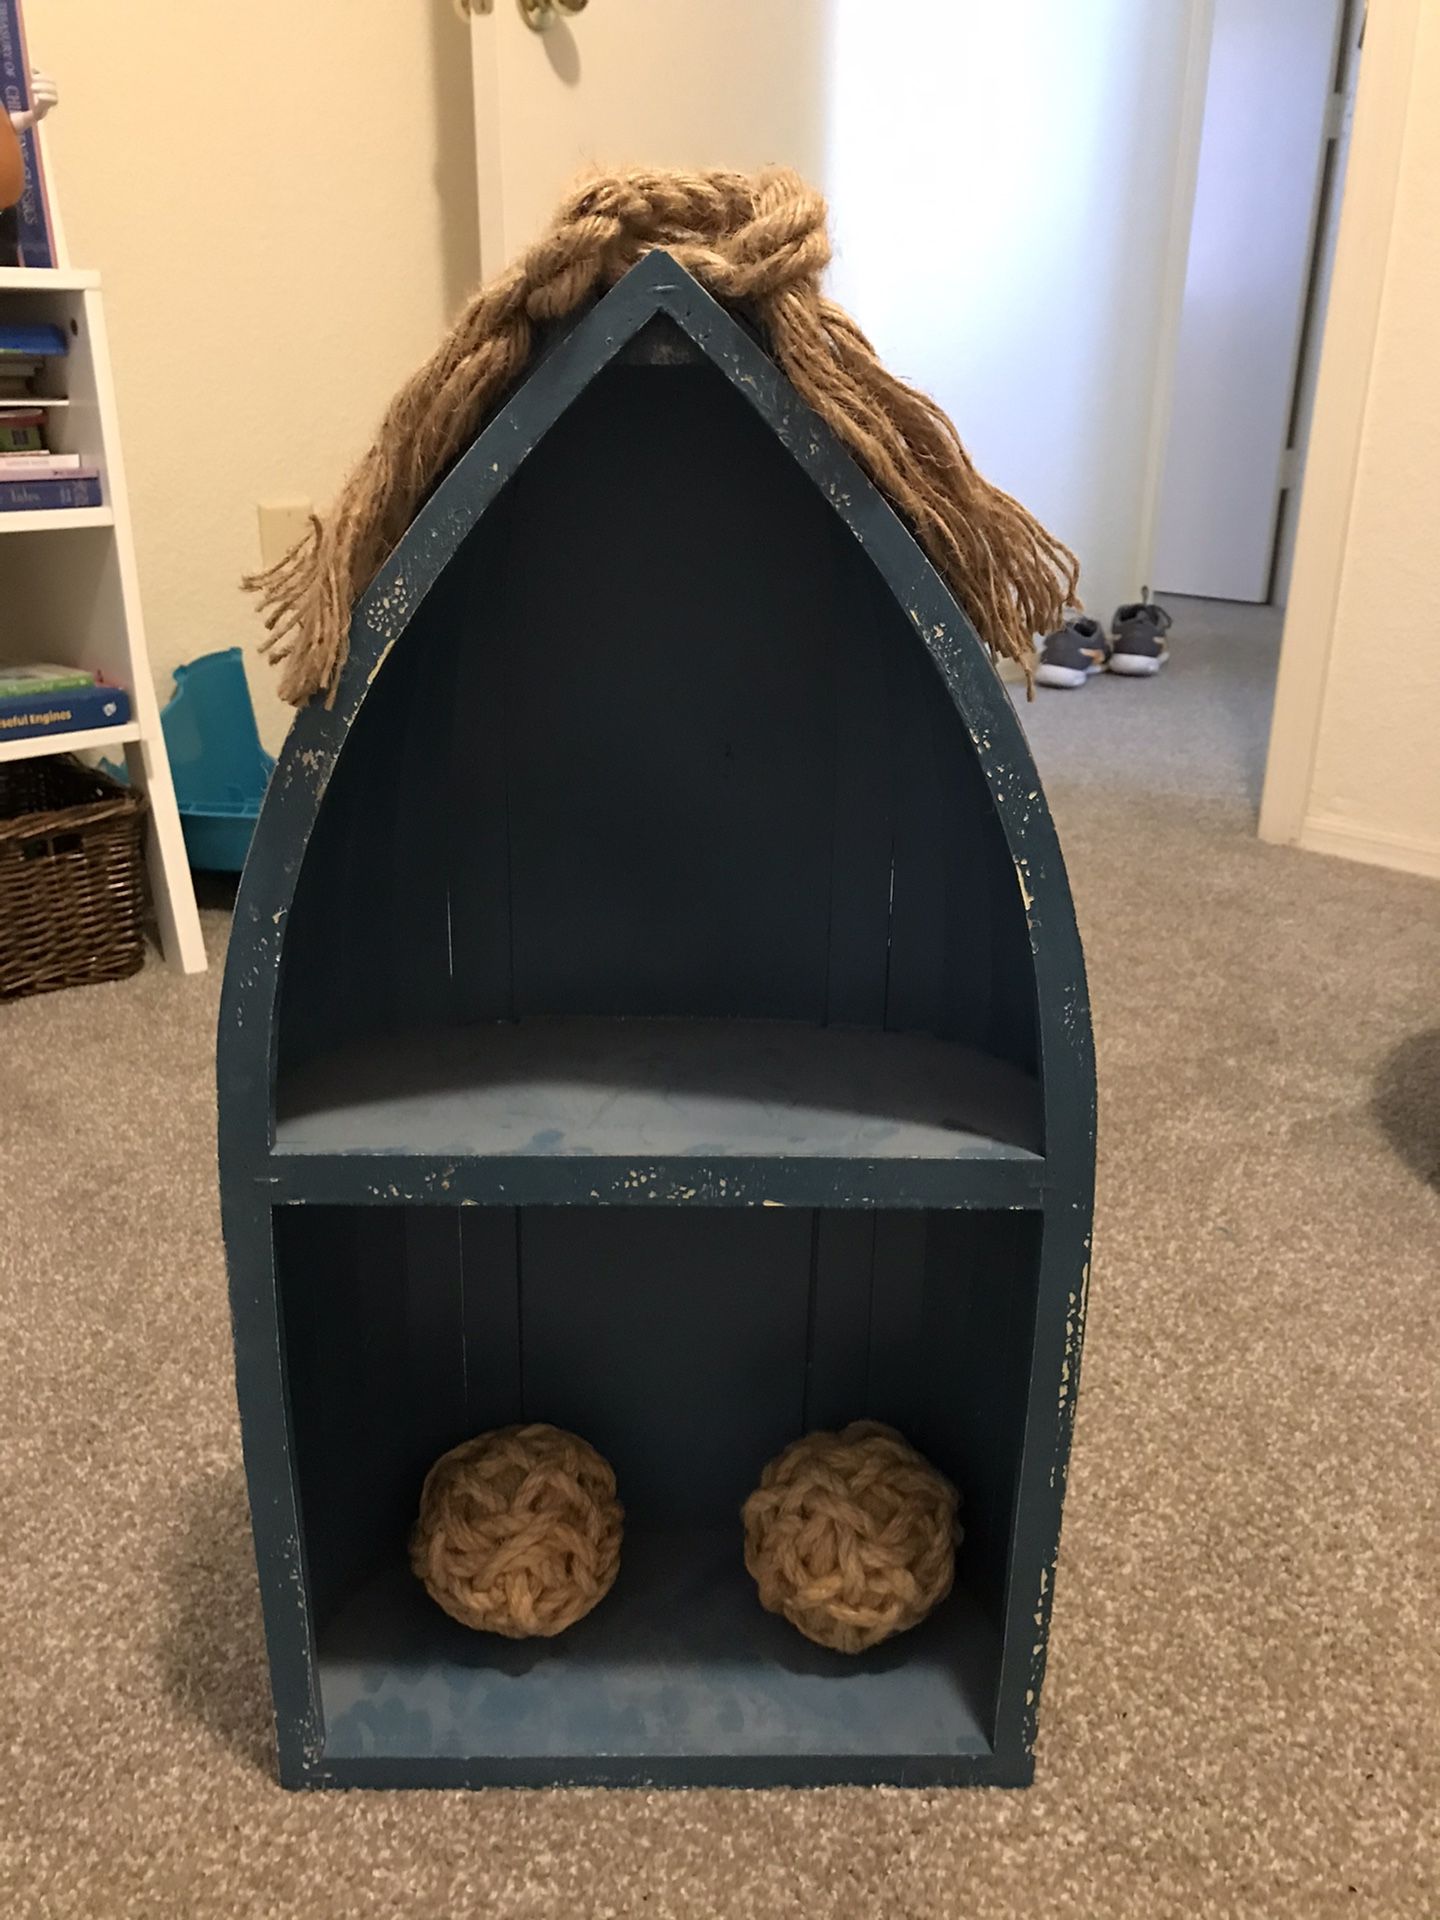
[
  {"left": 0, "top": 266, "right": 101, "bottom": 292},
  {"left": 263, "top": 1147, "right": 1043, "bottom": 1210},
  {"left": 0, "top": 720, "right": 142, "bottom": 764},
  {"left": 278, "top": 1018, "right": 1042, "bottom": 1161},
  {"left": 0, "top": 506, "right": 113, "bottom": 533}
]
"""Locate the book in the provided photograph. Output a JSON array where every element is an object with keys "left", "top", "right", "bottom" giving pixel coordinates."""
[
  {"left": 0, "top": 325, "right": 66, "bottom": 358},
  {"left": 0, "top": 451, "right": 79, "bottom": 473},
  {"left": 0, "top": 418, "right": 43, "bottom": 451},
  {"left": 0, "top": 471, "right": 102, "bottom": 511},
  {"left": 0, "top": 661, "right": 94, "bottom": 697},
  {"left": 0, "top": 681, "right": 130, "bottom": 741},
  {"left": 0, "top": 2, "right": 55, "bottom": 269}
]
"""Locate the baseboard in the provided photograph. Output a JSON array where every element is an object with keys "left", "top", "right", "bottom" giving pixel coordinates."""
[{"left": 1298, "top": 812, "right": 1440, "bottom": 880}]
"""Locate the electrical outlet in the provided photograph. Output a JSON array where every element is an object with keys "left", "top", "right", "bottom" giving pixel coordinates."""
[{"left": 257, "top": 499, "right": 314, "bottom": 570}]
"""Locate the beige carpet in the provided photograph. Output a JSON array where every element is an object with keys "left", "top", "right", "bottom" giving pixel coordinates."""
[{"left": 2, "top": 600, "right": 1437, "bottom": 1918}]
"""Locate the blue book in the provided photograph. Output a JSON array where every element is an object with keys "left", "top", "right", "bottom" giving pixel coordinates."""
[
  {"left": 0, "top": 3, "right": 56, "bottom": 269},
  {"left": 0, "top": 681, "right": 131, "bottom": 741},
  {"left": 0, "top": 472, "right": 103, "bottom": 511},
  {"left": 0, "top": 323, "right": 68, "bottom": 358}
]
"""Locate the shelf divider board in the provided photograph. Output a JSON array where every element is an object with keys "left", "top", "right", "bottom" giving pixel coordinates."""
[
  {"left": 0, "top": 505, "right": 113, "bottom": 533},
  {"left": 0, "top": 718, "right": 140, "bottom": 763},
  {"left": 262, "top": 1151, "right": 1044, "bottom": 1211}
]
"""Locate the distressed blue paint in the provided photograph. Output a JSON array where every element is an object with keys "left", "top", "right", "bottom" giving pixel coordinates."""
[{"left": 218, "top": 252, "right": 1096, "bottom": 1790}]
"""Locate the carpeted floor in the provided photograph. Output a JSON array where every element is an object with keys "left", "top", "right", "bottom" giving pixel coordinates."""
[{"left": 2, "top": 599, "right": 1437, "bottom": 1918}]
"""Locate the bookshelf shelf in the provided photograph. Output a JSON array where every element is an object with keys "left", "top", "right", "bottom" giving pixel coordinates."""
[
  {"left": 0, "top": 505, "right": 112, "bottom": 533},
  {"left": 0, "top": 717, "right": 140, "bottom": 764},
  {"left": 0, "top": 266, "right": 100, "bottom": 292}
]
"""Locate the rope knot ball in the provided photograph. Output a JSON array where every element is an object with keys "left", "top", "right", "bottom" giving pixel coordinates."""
[
  {"left": 410, "top": 1423, "right": 623, "bottom": 1638},
  {"left": 743, "top": 1422, "right": 960, "bottom": 1654}
]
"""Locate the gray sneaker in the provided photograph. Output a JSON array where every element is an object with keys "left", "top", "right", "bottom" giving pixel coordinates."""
[
  {"left": 1109, "top": 600, "right": 1172, "bottom": 677},
  {"left": 1035, "top": 616, "right": 1112, "bottom": 689}
]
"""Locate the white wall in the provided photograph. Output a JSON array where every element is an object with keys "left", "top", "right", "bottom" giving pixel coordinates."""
[
  {"left": 822, "top": 0, "right": 1203, "bottom": 627},
  {"left": 24, "top": 0, "right": 480, "bottom": 752},
  {"left": 1262, "top": 0, "right": 1440, "bottom": 879},
  {"left": 28, "top": 0, "right": 1210, "bottom": 747}
]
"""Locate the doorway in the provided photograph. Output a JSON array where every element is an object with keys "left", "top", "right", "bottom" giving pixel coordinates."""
[{"left": 1152, "top": 0, "right": 1364, "bottom": 611}]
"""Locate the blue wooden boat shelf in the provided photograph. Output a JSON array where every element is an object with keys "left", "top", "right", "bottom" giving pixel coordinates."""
[{"left": 218, "top": 254, "right": 1096, "bottom": 1790}]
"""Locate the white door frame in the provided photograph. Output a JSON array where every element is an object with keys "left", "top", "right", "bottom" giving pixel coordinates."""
[
  {"left": 1259, "top": 0, "right": 1422, "bottom": 847},
  {"left": 1132, "top": 0, "right": 1216, "bottom": 606}
]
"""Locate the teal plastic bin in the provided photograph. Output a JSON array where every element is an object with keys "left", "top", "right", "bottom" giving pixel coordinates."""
[{"left": 144, "top": 649, "right": 276, "bottom": 872}]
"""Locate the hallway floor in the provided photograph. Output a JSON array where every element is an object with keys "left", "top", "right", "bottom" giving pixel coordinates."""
[{"left": 2, "top": 599, "right": 1436, "bottom": 1919}]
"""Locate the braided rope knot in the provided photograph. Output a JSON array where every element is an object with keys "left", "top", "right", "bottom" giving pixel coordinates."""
[
  {"left": 247, "top": 165, "right": 1078, "bottom": 706},
  {"left": 410, "top": 1423, "right": 623, "bottom": 1638},
  {"left": 743, "top": 1422, "right": 960, "bottom": 1654},
  {"left": 527, "top": 170, "right": 830, "bottom": 317}
]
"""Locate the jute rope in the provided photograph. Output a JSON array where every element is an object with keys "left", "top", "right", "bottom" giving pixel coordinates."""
[
  {"left": 743, "top": 1421, "right": 959, "bottom": 1654},
  {"left": 246, "top": 167, "right": 1078, "bottom": 706},
  {"left": 410, "top": 1423, "right": 623, "bottom": 1638}
]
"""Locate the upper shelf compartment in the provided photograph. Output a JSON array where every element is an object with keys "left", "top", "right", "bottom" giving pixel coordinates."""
[
  {"left": 225, "top": 256, "right": 1094, "bottom": 1208},
  {"left": 274, "top": 322, "right": 1038, "bottom": 1106}
]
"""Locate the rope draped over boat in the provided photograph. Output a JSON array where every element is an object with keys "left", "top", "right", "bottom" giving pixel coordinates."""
[{"left": 245, "top": 166, "right": 1080, "bottom": 706}]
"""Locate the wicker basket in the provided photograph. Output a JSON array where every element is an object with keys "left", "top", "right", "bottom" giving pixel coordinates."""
[{"left": 0, "top": 757, "right": 149, "bottom": 999}]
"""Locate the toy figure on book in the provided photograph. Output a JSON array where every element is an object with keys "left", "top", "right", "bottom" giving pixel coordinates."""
[
  {"left": 0, "top": 663, "right": 131, "bottom": 740},
  {"left": 0, "top": 1, "right": 58, "bottom": 268}
]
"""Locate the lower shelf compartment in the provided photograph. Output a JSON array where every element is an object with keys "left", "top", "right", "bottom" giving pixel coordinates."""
[
  {"left": 274, "top": 1202, "right": 1046, "bottom": 1786},
  {"left": 316, "top": 1528, "right": 1003, "bottom": 1785}
]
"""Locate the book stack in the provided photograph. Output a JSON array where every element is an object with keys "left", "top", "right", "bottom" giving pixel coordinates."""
[
  {"left": 0, "top": 323, "right": 103, "bottom": 511},
  {"left": 0, "top": 662, "right": 131, "bottom": 741}
]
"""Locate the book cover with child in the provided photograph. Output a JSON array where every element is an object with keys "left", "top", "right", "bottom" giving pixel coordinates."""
[{"left": 0, "top": 1, "right": 55, "bottom": 269}]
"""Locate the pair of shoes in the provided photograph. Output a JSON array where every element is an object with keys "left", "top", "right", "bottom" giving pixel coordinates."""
[{"left": 1035, "top": 601, "right": 1172, "bottom": 689}]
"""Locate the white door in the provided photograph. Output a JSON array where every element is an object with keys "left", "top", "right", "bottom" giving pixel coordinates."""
[
  {"left": 468, "top": 4, "right": 831, "bottom": 267},
  {"left": 468, "top": 0, "right": 1210, "bottom": 629},
  {"left": 1152, "top": 0, "right": 1344, "bottom": 602}
]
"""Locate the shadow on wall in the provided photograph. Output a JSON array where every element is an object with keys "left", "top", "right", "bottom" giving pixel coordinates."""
[
  {"left": 1372, "top": 1027, "right": 1440, "bottom": 1191},
  {"left": 429, "top": 0, "right": 483, "bottom": 310}
]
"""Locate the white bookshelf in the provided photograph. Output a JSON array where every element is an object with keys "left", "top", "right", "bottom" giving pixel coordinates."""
[{"left": 0, "top": 266, "right": 205, "bottom": 972}]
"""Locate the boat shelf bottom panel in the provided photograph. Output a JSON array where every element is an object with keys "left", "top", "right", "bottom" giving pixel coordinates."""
[{"left": 312, "top": 1529, "right": 1005, "bottom": 1786}]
